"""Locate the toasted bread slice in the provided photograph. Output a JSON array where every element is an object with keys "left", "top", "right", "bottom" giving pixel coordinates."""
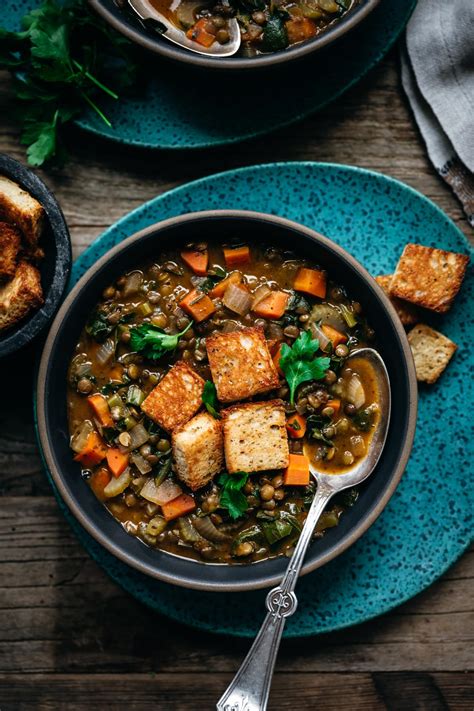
[
  {"left": 206, "top": 326, "right": 279, "bottom": 403},
  {"left": 0, "top": 222, "right": 21, "bottom": 281},
  {"left": 222, "top": 399, "right": 289, "bottom": 474},
  {"left": 375, "top": 275, "right": 420, "bottom": 327},
  {"left": 172, "top": 412, "right": 224, "bottom": 491},
  {"left": 407, "top": 324, "right": 457, "bottom": 384},
  {"left": 0, "top": 175, "right": 44, "bottom": 247},
  {"left": 141, "top": 361, "right": 205, "bottom": 432},
  {"left": 0, "top": 260, "right": 43, "bottom": 331},
  {"left": 390, "top": 244, "right": 469, "bottom": 313}
]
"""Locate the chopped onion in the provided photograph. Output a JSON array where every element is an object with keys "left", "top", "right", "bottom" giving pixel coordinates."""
[
  {"left": 127, "top": 423, "right": 149, "bottom": 451},
  {"left": 309, "top": 322, "right": 331, "bottom": 351},
  {"left": 309, "top": 304, "right": 346, "bottom": 331},
  {"left": 130, "top": 452, "right": 152, "bottom": 475},
  {"left": 346, "top": 373, "right": 366, "bottom": 409},
  {"left": 223, "top": 283, "right": 252, "bottom": 315},
  {"left": 96, "top": 338, "right": 115, "bottom": 366},
  {"left": 193, "top": 516, "right": 230, "bottom": 542},
  {"left": 140, "top": 478, "right": 182, "bottom": 505},
  {"left": 251, "top": 284, "right": 272, "bottom": 309},
  {"left": 70, "top": 420, "right": 94, "bottom": 453},
  {"left": 103, "top": 468, "right": 132, "bottom": 498},
  {"left": 122, "top": 271, "right": 143, "bottom": 296}
]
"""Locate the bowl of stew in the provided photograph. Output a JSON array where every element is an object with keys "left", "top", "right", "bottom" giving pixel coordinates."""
[
  {"left": 36, "top": 210, "right": 416, "bottom": 591},
  {"left": 89, "top": 0, "right": 380, "bottom": 69}
]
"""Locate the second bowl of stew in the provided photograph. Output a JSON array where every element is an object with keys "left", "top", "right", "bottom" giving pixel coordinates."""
[{"left": 36, "top": 210, "right": 416, "bottom": 591}]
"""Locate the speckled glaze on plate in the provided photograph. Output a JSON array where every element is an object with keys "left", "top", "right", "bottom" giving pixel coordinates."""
[
  {"left": 38, "top": 163, "right": 473, "bottom": 637},
  {"left": 4, "top": 0, "right": 415, "bottom": 149}
]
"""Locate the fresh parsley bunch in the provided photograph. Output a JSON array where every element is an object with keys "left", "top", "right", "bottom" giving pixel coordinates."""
[
  {"left": 0, "top": 0, "right": 140, "bottom": 166},
  {"left": 279, "top": 330, "right": 331, "bottom": 404}
]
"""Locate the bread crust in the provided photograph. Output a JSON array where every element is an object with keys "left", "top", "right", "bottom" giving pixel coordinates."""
[
  {"left": 0, "top": 222, "right": 21, "bottom": 281},
  {"left": 0, "top": 260, "right": 43, "bottom": 331},
  {"left": 407, "top": 323, "right": 457, "bottom": 384},
  {"left": 172, "top": 412, "right": 224, "bottom": 491},
  {"left": 140, "top": 361, "right": 205, "bottom": 432},
  {"left": 0, "top": 175, "right": 44, "bottom": 247},
  {"left": 375, "top": 274, "right": 420, "bottom": 327}
]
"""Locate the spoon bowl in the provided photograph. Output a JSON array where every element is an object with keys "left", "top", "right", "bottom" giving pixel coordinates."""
[{"left": 128, "top": 0, "right": 241, "bottom": 57}]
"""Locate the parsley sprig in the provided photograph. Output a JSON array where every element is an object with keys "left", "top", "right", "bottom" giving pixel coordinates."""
[
  {"left": 202, "top": 381, "right": 220, "bottom": 419},
  {"left": 279, "top": 330, "right": 331, "bottom": 405},
  {"left": 218, "top": 472, "right": 249, "bottom": 520},
  {"left": 130, "top": 322, "right": 193, "bottom": 360},
  {"left": 0, "top": 0, "right": 140, "bottom": 166}
]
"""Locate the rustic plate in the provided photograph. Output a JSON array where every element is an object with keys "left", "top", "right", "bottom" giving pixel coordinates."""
[
  {"left": 4, "top": 0, "right": 415, "bottom": 150},
  {"left": 36, "top": 162, "right": 473, "bottom": 637}
]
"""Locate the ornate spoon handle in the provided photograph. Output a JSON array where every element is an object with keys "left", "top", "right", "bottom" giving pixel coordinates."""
[{"left": 216, "top": 481, "right": 333, "bottom": 711}]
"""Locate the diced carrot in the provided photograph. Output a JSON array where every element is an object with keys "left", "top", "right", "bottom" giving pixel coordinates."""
[
  {"left": 180, "top": 249, "right": 209, "bottom": 276},
  {"left": 89, "top": 467, "right": 111, "bottom": 502},
  {"left": 74, "top": 431, "right": 108, "bottom": 467},
  {"left": 223, "top": 246, "right": 251, "bottom": 268},
  {"left": 186, "top": 18, "right": 216, "bottom": 47},
  {"left": 272, "top": 343, "right": 284, "bottom": 375},
  {"left": 87, "top": 393, "right": 114, "bottom": 428},
  {"left": 294, "top": 267, "right": 327, "bottom": 299},
  {"left": 106, "top": 448, "right": 130, "bottom": 478},
  {"left": 326, "top": 399, "right": 341, "bottom": 417},
  {"left": 109, "top": 365, "right": 124, "bottom": 381},
  {"left": 283, "top": 453, "right": 310, "bottom": 486},
  {"left": 252, "top": 291, "right": 289, "bottom": 319},
  {"left": 285, "top": 17, "right": 317, "bottom": 43},
  {"left": 209, "top": 271, "right": 242, "bottom": 298},
  {"left": 321, "top": 324, "right": 347, "bottom": 348},
  {"left": 179, "top": 289, "right": 216, "bottom": 322},
  {"left": 266, "top": 338, "right": 281, "bottom": 356},
  {"left": 286, "top": 414, "right": 307, "bottom": 439},
  {"left": 161, "top": 493, "right": 196, "bottom": 521}
]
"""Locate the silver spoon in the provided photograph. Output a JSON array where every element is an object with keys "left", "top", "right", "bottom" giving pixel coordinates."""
[
  {"left": 128, "top": 0, "right": 241, "bottom": 57},
  {"left": 217, "top": 347, "right": 391, "bottom": 711}
]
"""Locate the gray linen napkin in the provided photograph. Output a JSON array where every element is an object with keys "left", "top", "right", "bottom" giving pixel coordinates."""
[{"left": 401, "top": 0, "right": 474, "bottom": 227}]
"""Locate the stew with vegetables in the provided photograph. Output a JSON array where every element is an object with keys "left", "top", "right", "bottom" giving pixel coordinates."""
[
  {"left": 147, "top": 0, "right": 359, "bottom": 56},
  {"left": 68, "top": 239, "right": 380, "bottom": 564}
]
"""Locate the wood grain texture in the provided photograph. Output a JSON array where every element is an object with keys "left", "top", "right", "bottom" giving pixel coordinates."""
[{"left": 0, "top": 47, "right": 473, "bottom": 710}]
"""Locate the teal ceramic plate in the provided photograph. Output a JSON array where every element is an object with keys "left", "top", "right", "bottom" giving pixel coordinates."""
[
  {"left": 38, "top": 162, "right": 473, "bottom": 637},
  {"left": 5, "top": 0, "right": 414, "bottom": 149}
]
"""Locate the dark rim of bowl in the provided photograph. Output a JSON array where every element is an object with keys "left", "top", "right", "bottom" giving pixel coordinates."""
[
  {"left": 0, "top": 154, "right": 72, "bottom": 358},
  {"left": 88, "top": 0, "right": 380, "bottom": 70},
  {"left": 36, "top": 209, "right": 417, "bottom": 591}
]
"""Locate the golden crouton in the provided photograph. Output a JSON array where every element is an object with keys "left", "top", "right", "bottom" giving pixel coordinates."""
[
  {"left": 407, "top": 324, "right": 457, "bottom": 384},
  {"left": 0, "top": 261, "right": 43, "bottom": 331},
  {"left": 172, "top": 412, "right": 224, "bottom": 491},
  {"left": 390, "top": 244, "right": 469, "bottom": 313},
  {"left": 206, "top": 326, "right": 279, "bottom": 403},
  {"left": 0, "top": 222, "right": 21, "bottom": 281},
  {"left": 0, "top": 175, "right": 44, "bottom": 247},
  {"left": 375, "top": 275, "right": 420, "bottom": 327},
  {"left": 222, "top": 400, "right": 289, "bottom": 474},
  {"left": 141, "top": 361, "right": 205, "bottom": 432}
]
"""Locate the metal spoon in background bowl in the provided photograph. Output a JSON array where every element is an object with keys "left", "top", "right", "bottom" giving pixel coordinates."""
[
  {"left": 217, "top": 347, "right": 391, "bottom": 711},
  {"left": 127, "top": 0, "right": 241, "bottom": 56}
]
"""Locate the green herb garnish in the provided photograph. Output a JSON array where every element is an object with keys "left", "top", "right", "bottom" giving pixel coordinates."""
[
  {"left": 279, "top": 330, "right": 331, "bottom": 405},
  {"left": 130, "top": 321, "right": 193, "bottom": 360},
  {"left": 202, "top": 381, "right": 220, "bottom": 419},
  {"left": 218, "top": 471, "right": 249, "bottom": 520},
  {"left": 0, "top": 0, "right": 139, "bottom": 166},
  {"left": 85, "top": 310, "right": 114, "bottom": 342}
]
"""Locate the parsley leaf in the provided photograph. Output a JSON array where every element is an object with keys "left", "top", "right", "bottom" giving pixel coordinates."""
[
  {"left": 202, "top": 381, "right": 220, "bottom": 419},
  {"left": 218, "top": 471, "right": 249, "bottom": 520},
  {"left": 130, "top": 321, "right": 193, "bottom": 360},
  {"left": 85, "top": 309, "right": 115, "bottom": 342},
  {"left": 279, "top": 330, "right": 331, "bottom": 405}
]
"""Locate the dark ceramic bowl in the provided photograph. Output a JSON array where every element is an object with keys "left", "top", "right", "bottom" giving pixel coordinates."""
[
  {"left": 89, "top": 0, "right": 380, "bottom": 70},
  {"left": 0, "top": 154, "right": 72, "bottom": 358},
  {"left": 36, "top": 210, "right": 416, "bottom": 591}
]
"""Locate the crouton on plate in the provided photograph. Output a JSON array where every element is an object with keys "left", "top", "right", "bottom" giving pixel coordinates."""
[
  {"left": 0, "top": 175, "right": 44, "bottom": 247},
  {"left": 407, "top": 324, "right": 457, "bottom": 384},
  {"left": 222, "top": 399, "right": 289, "bottom": 473},
  {"left": 0, "top": 261, "right": 43, "bottom": 331},
  {"left": 140, "top": 360, "right": 205, "bottom": 432},
  {"left": 0, "top": 222, "right": 21, "bottom": 281},
  {"left": 206, "top": 326, "right": 279, "bottom": 403},
  {"left": 172, "top": 412, "right": 224, "bottom": 491},
  {"left": 390, "top": 244, "right": 469, "bottom": 313},
  {"left": 375, "top": 274, "right": 419, "bottom": 327}
]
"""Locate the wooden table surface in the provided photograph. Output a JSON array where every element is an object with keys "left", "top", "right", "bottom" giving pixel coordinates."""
[{"left": 1, "top": 47, "right": 473, "bottom": 710}]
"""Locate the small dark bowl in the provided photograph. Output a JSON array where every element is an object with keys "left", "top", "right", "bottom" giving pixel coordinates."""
[
  {"left": 0, "top": 154, "right": 72, "bottom": 358},
  {"left": 89, "top": 0, "right": 380, "bottom": 70},
  {"left": 36, "top": 210, "right": 416, "bottom": 591}
]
